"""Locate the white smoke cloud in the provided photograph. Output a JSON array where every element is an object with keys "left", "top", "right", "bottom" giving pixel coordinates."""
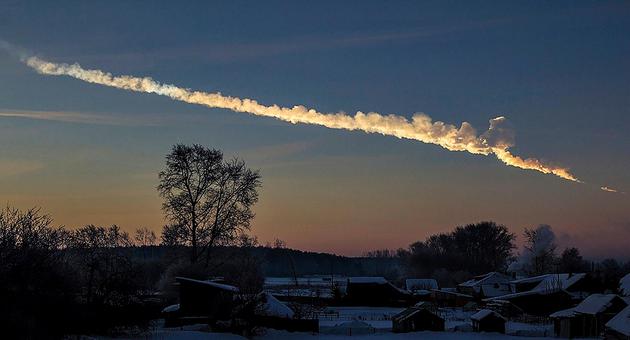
[
  {"left": 508, "top": 224, "right": 557, "bottom": 274},
  {"left": 20, "top": 56, "right": 589, "bottom": 184}
]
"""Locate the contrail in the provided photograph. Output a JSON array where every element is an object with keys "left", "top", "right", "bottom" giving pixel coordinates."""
[{"left": 22, "top": 56, "right": 588, "bottom": 184}]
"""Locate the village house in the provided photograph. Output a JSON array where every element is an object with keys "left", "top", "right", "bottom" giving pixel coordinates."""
[
  {"left": 163, "top": 277, "right": 239, "bottom": 326},
  {"left": 344, "top": 277, "right": 411, "bottom": 306},
  {"left": 470, "top": 309, "right": 506, "bottom": 334},
  {"left": 392, "top": 302, "right": 444, "bottom": 333},
  {"left": 458, "top": 272, "right": 512, "bottom": 299},
  {"left": 550, "top": 293, "right": 628, "bottom": 338},
  {"left": 484, "top": 273, "right": 597, "bottom": 316}
]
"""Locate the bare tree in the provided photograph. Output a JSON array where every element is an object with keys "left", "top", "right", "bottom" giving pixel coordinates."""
[
  {"left": 158, "top": 144, "right": 261, "bottom": 264},
  {"left": 134, "top": 227, "right": 157, "bottom": 247},
  {"left": 523, "top": 224, "right": 557, "bottom": 275}
]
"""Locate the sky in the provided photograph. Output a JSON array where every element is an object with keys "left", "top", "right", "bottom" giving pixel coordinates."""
[{"left": 1, "top": 1, "right": 629, "bottom": 258}]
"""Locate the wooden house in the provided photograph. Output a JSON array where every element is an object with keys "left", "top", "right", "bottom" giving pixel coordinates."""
[
  {"left": 471, "top": 309, "right": 506, "bottom": 334},
  {"left": 550, "top": 294, "right": 628, "bottom": 338}
]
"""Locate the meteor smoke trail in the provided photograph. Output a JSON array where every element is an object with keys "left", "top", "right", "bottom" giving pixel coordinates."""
[{"left": 23, "top": 56, "right": 582, "bottom": 183}]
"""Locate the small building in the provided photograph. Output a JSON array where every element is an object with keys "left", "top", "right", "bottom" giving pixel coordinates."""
[
  {"left": 164, "top": 277, "right": 238, "bottom": 326},
  {"left": 393, "top": 303, "right": 444, "bottom": 333},
  {"left": 458, "top": 272, "right": 512, "bottom": 299},
  {"left": 344, "top": 277, "right": 411, "bottom": 306},
  {"left": 550, "top": 294, "right": 628, "bottom": 338},
  {"left": 605, "top": 305, "right": 630, "bottom": 340},
  {"left": 253, "top": 293, "right": 319, "bottom": 333},
  {"left": 471, "top": 309, "right": 506, "bottom": 334}
]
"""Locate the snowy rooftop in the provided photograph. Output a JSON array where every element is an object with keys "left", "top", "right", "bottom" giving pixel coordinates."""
[
  {"left": 606, "top": 305, "right": 630, "bottom": 336},
  {"left": 348, "top": 277, "right": 388, "bottom": 284},
  {"left": 471, "top": 309, "right": 506, "bottom": 321},
  {"left": 259, "top": 293, "right": 294, "bottom": 318},
  {"left": 511, "top": 273, "right": 585, "bottom": 292},
  {"left": 459, "top": 272, "right": 510, "bottom": 287},
  {"left": 574, "top": 294, "right": 621, "bottom": 315},
  {"left": 406, "top": 278, "right": 438, "bottom": 291},
  {"left": 175, "top": 277, "right": 239, "bottom": 292},
  {"left": 550, "top": 294, "right": 624, "bottom": 318}
]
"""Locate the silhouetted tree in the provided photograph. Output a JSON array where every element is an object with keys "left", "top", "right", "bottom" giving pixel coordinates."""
[
  {"left": 558, "top": 247, "right": 589, "bottom": 273},
  {"left": 158, "top": 144, "right": 261, "bottom": 264},
  {"left": 68, "top": 225, "right": 135, "bottom": 306},
  {"left": 134, "top": 227, "right": 157, "bottom": 247},
  {"left": 0, "top": 206, "right": 75, "bottom": 337},
  {"left": 522, "top": 224, "right": 558, "bottom": 275},
  {"left": 406, "top": 221, "right": 515, "bottom": 283},
  {"left": 452, "top": 221, "right": 516, "bottom": 273},
  {"left": 599, "top": 258, "right": 623, "bottom": 292}
]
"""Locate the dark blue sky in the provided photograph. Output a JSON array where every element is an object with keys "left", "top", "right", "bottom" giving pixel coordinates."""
[{"left": 1, "top": 1, "right": 629, "bottom": 257}]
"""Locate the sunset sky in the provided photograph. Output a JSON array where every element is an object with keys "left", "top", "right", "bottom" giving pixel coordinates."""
[{"left": 1, "top": 1, "right": 629, "bottom": 258}]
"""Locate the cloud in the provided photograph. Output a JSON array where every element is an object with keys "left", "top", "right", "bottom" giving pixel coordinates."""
[
  {"left": 0, "top": 109, "right": 160, "bottom": 126},
  {"left": 22, "top": 55, "right": 583, "bottom": 184}
]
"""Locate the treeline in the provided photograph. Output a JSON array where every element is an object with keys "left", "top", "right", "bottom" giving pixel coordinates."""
[{"left": 366, "top": 222, "right": 630, "bottom": 289}]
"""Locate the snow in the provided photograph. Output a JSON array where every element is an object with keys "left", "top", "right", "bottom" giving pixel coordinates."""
[
  {"left": 459, "top": 272, "right": 510, "bottom": 288},
  {"left": 162, "top": 304, "right": 180, "bottom": 313},
  {"left": 348, "top": 277, "right": 388, "bottom": 284},
  {"left": 320, "top": 320, "right": 376, "bottom": 335},
  {"left": 406, "top": 279, "right": 438, "bottom": 291},
  {"left": 574, "top": 294, "right": 619, "bottom": 315},
  {"left": 510, "top": 273, "right": 586, "bottom": 293},
  {"left": 550, "top": 293, "right": 621, "bottom": 318},
  {"left": 506, "top": 321, "right": 553, "bottom": 337},
  {"left": 260, "top": 293, "right": 294, "bottom": 318},
  {"left": 255, "top": 329, "right": 553, "bottom": 339},
  {"left": 470, "top": 309, "right": 505, "bottom": 321},
  {"left": 176, "top": 277, "right": 239, "bottom": 292},
  {"left": 606, "top": 305, "right": 630, "bottom": 336},
  {"left": 620, "top": 273, "right": 630, "bottom": 296}
]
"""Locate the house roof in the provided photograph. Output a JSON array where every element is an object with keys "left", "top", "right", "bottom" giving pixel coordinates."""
[
  {"left": 406, "top": 278, "right": 438, "bottom": 291},
  {"left": 574, "top": 294, "right": 623, "bottom": 315},
  {"left": 175, "top": 277, "right": 239, "bottom": 292},
  {"left": 485, "top": 287, "right": 571, "bottom": 302},
  {"left": 259, "top": 292, "right": 294, "bottom": 318},
  {"left": 511, "top": 273, "right": 586, "bottom": 292},
  {"left": 471, "top": 309, "right": 506, "bottom": 321},
  {"left": 606, "top": 305, "right": 630, "bottom": 336},
  {"left": 348, "top": 277, "right": 388, "bottom": 284},
  {"left": 459, "top": 272, "right": 510, "bottom": 287},
  {"left": 550, "top": 294, "right": 625, "bottom": 318}
]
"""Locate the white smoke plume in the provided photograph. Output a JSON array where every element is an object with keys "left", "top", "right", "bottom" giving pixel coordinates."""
[
  {"left": 508, "top": 224, "right": 557, "bottom": 274},
  {"left": 22, "top": 56, "right": 584, "bottom": 183}
]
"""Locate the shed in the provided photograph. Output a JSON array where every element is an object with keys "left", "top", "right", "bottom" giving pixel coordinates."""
[
  {"left": 344, "top": 277, "right": 411, "bottom": 306},
  {"left": 550, "top": 293, "right": 628, "bottom": 338},
  {"left": 175, "top": 277, "right": 237, "bottom": 319},
  {"left": 471, "top": 309, "right": 506, "bottom": 334},
  {"left": 393, "top": 304, "right": 444, "bottom": 333}
]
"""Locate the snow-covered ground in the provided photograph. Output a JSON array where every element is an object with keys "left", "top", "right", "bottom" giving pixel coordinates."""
[
  {"left": 257, "top": 329, "right": 553, "bottom": 339},
  {"left": 118, "top": 329, "right": 552, "bottom": 339}
]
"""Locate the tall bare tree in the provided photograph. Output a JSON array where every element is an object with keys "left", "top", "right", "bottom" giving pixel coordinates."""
[{"left": 158, "top": 144, "right": 261, "bottom": 264}]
